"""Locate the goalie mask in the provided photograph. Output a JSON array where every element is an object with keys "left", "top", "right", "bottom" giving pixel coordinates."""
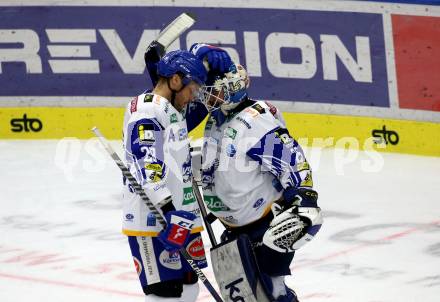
[{"left": 201, "top": 63, "right": 250, "bottom": 114}]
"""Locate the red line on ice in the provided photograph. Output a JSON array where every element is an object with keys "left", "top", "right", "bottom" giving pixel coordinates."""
[
  {"left": 294, "top": 220, "right": 440, "bottom": 270},
  {"left": 0, "top": 272, "right": 143, "bottom": 297}
]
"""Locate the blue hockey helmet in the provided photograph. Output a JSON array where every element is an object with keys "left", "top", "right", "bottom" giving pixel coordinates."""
[{"left": 157, "top": 50, "right": 207, "bottom": 86}]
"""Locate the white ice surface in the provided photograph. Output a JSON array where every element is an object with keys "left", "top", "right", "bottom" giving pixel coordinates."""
[{"left": 0, "top": 139, "right": 439, "bottom": 302}]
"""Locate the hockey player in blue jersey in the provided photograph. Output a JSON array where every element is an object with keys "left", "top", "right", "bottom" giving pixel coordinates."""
[
  {"left": 122, "top": 47, "right": 232, "bottom": 302},
  {"left": 192, "top": 44, "right": 324, "bottom": 301}
]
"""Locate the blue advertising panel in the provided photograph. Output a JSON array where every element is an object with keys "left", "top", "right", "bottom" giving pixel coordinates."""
[{"left": 0, "top": 6, "right": 389, "bottom": 107}]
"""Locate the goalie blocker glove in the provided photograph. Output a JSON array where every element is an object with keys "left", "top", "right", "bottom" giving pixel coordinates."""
[{"left": 263, "top": 188, "right": 323, "bottom": 253}]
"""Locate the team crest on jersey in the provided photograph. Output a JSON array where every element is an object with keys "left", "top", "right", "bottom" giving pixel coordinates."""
[{"left": 138, "top": 124, "right": 155, "bottom": 145}]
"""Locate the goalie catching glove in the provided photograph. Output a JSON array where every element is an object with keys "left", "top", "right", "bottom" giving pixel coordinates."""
[{"left": 263, "top": 188, "right": 323, "bottom": 253}]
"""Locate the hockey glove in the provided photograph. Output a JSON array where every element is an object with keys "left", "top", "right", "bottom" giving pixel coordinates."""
[
  {"left": 190, "top": 43, "right": 232, "bottom": 73},
  {"left": 263, "top": 188, "right": 323, "bottom": 253},
  {"left": 159, "top": 210, "right": 196, "bottom": 252}
]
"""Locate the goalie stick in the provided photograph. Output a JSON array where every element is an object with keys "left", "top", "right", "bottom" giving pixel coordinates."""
[{"left": 92, "top": 127, "right": 224, "bottom": 302}]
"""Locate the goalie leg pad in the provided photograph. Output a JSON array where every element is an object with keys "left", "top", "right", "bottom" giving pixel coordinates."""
[{"left": 211, "top": 234, "right": 271, "bottom": 302}]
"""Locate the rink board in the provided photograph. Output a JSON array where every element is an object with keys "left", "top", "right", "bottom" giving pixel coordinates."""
[{"left": 1, "top": 107, "right": 439, "bottom": 157}]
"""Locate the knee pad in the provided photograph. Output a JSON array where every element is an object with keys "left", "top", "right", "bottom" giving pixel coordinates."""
[{"left": 143, "top": 279, "right": 183, "bottom": 298}]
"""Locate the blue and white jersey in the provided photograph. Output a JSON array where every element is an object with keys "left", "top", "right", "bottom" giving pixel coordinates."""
[
  {"left": 201, "top": 100, "right": 313, "bottom": 227},
  {"left": 122, "top": 93, "right": 203, "bottom": 236}
]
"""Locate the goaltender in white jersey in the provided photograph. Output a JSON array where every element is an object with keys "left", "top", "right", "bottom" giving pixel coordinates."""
[
  {"left": 201, "top": 100, "right": 304, "bottom": 226},
  {"left": 196, "top": 58, "right": 323, "bottom": 302}
]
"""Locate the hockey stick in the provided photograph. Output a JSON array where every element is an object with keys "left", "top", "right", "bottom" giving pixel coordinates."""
[
  {"left": 145, "top": 12, "right": 196, "bottom": 86},
  {"left": 191, "top": 178, "right": 218, "bottom": 246},
  {"left": 92, "top": 127, "right": 224, "bottom": 302}
]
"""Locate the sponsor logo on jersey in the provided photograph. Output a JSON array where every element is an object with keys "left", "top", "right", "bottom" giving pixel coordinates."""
[
  {"left": 265, "top": 101, "right": 277, "bottom": 116},
  {"left": 296, "top": 161, "right": 310, "bottom": 172},
  {"left": 189, "top": 208, "right": 201, "bottom": 216},
  {"left": 146, "top": 212, "right": 156, "bottom": 226},
  {"left": 183, "top": 187, "right": 196, "bottom": 205},
  {"left": 10, "top": 114, "right": 43, "bottom": 133},
  {"left": 170, "top": 113, "right": 178, "bottom": 124},
  {"left": 159, "top": 250, "right": 182, "bottom": 270},
  {"left": 225, "top": 127, "right": 237, "bottom": 140},
  {"left": 301, "top": 171, "right": 314, "bottom": 187},
  {"left": 153, "top": 183, "right": 166, "bottom": 191},
  {"left": 221, "top": 215, "right": 238, "bottom": 225},
  {"left": 226, "top": 144, "right": 237, "bottom": 157},
  {"left": 205, "top": 117, "right": 214, "bottom": 130},
  {"left": 178, "top": 128, "right": 188, "bottom": 141},
  {"left": 372, "top": 125, "right": 399, "bottom": 145},
  {"left": 204, "top": 195, "right": 231, "bottom": 212},
  {"left": 244, "top": 107, "right": 259, "bottom": 117},
  {"left": 235, "top": 116, "right": 251, "bottom": 129},
  {"left": 138, "top": 124, "right": 155, "bottom": 145},
  {"left": 252, "top": 198, "right": 265, "bottom": 209},
  {"left": 144, "top": 94, "right": 153, "bottom": 103},
  {"left": 130, "top": 96, "right": 138, "bottom": 113},
  {"left": 251, "top": 103, "right": 266, "bottom": 114},
  {"left": 144, "top": 163, "right": 164, "bottom": 183},
  {"left": 186, "top": 237, "right": 206, "bottom": 261},
  {"left": 182, "top": 153, "right": 192, "bottom": 183},
  {"left": 133, "top": 256, "right": 143, "bottom": 276},
  {"left": 139, "top": 237, "right": 156, "bottom": 279},
  {"left": 125, "top": 213, "right": 134, "bottom": 221},
  {"left": 274, "top": 128, "right": 294, "bottom": 145}
]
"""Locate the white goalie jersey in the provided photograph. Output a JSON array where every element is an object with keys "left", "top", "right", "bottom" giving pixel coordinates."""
[
  {"left": 121, "top": 92, "right": 203, "bottom": 236},
  {"left": 201, "top": 100, "right": 314, "bottom": 227}
]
